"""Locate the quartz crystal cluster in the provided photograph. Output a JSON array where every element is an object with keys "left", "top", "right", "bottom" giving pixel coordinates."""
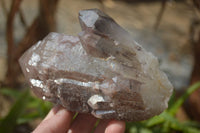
[{"left": 19, "top": 9, "right": 173, "bottom": 121}]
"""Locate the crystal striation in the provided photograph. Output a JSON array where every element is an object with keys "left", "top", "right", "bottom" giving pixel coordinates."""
[{"left": 19, "top": 9, "right": 173, "bottom": 121}]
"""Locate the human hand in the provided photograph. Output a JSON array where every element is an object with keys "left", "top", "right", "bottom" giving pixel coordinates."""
[{"left": 33, "top": 105, "right": 125, "bottom": 133}]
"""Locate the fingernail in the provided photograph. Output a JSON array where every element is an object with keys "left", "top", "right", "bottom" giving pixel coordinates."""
[
  {"left": 67, "top": 129, "right": 72, "bottom": 133},
  {"left": 56, "top": 107, "right": 68, "bottom": 115},
  {"left": 52, "top": 104, "right": 63, "bottom": 114}
]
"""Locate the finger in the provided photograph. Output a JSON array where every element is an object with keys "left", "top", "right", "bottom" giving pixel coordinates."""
[
  {"left": 43, "top": 105, "right": 62, "bottom": 121},
  {"left": 68, "top": 113, "right": 97, "bottom": 133},
  {"left": 105, "top": 120, "right": 125, "bottom": 133},
  {"left": 33, "top": 107, "right": 73, "bottom": 133},
  {"left": 94, "top": 119, "right": 110, "bottom": 133}
]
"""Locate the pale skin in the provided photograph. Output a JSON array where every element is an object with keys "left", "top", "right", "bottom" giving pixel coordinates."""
[{"left": 33, "top": 105, "right": 125, "bottom": 133}]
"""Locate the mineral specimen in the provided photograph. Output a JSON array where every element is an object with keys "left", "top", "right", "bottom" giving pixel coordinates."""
[{"left": 19, "top": 9, "right": 173, "bottom": 121}]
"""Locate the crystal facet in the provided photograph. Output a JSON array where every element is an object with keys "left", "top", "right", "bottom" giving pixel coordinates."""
[{"left": 19, "top": 9, "right": 173, "bottom": 121}]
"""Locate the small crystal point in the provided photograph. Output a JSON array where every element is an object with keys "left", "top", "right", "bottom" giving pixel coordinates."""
[
  {"left": 19, "top": 9, "right": 173, "bottom": 121},
  {"left": 79, "top": 9, "right": 141, "bottom": 69}
]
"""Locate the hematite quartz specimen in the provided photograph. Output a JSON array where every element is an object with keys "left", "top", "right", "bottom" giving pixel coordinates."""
[{"left": 19, "top": 9, "right": 173, "bottom": 121}]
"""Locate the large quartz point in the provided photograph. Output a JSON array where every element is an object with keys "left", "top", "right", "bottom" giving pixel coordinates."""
[{"left": 19, "top": 9, "right": 173, "bottom": 121}]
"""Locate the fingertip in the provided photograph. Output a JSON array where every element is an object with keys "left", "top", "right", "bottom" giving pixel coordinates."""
[
  {"left": 43, "top": 105, "right": 63, "bottom": 121},
  {"left": 105, "top": 120, "right": 125, "bottom": 133}
]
